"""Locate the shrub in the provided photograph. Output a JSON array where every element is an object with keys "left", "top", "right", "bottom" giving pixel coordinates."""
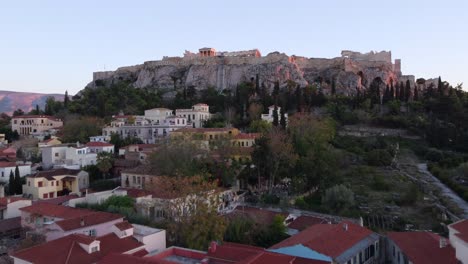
[
  {"left": 372, "top": 174, "right": 390, "bottom": 191},
  {"left": 365, "top": 149, "right": 393, "bottom": 166},
  {"left": 322, "top": 185, "right": 355, "bottom": 213}
]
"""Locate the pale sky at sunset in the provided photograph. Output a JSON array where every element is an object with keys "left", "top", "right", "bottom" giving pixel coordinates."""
[{"left": 0, "top": 0, "right": 467, "bottom": 94}]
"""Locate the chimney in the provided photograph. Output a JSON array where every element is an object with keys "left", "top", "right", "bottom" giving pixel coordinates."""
[
  {"left": 440, "top": 238, "right": 447, "bottom": 248},
  {"left": 209, "top": 241, "right": 217, "bottom": 253},
  {"left": 343, "top": 223, "right": 348, "bottom": 231},
  {"left": 359, "top": 217, "right": 364, "bottom": 227},
  {"left": 80, "top": 218, "right": 85, "bottom": 227}
]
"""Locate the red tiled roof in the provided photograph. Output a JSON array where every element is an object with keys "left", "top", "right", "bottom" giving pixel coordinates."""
[
  {"left": 99, "top": 253, "right": 168, "bottom": 264},
  {"left": 12, "top": 233, "right": 144, "bottom": 264},
  {"left": 27, "top": 168, "right": 82, "bottom": 180},
  {"left": 228, "top": 206, "right": 289, "bottom": 225},
  {"left": 233, "top": 133, "right": 260, "bottom": 140},
  {"left": 0, "top": 197, "right": 29, "bottom": 206},
  {"left": 207, "top": 242, "right": 328, "bottom": 264},
  {"left": 0, "top": 161, "right": 16, "bottom": 167},
  {"left": 271, "top": 221, "right": 375, "bottom": 258},
  {"left": 19, "top": 203, "right": 90, "bottom": 218},
  {"left": 86, "top": 142, "right": 114, "bottom": 147},
  {"left": 148, "top": 247, "right": 207, "bottom": 264},
  {"left": 131, "top": 249, "right": 149, "bottom": 257},
  {"left": 387, "top": 232, "right": 457, "bottom": 264},
  {"left": 288, "top": 216, "right": 328, "bottom": 231},
  {"left": 34, "top": 194, "right": 79, "bottom": 205},
  {"left": 56, "top": 211, "right": 123, "bottom": 231},
  {"left": 450, "top": 219, "right": 468, "bottom": 243},
  {"left": 0, "top": 217, "right": 21, "bottom": 233},
  {"left": 115, "top": 221, "right": 133, "bottom": 231}
]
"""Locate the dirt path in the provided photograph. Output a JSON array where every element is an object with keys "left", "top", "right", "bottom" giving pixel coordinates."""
[{"left": 417, "top": 163, "right": 468, "bottom": 219}]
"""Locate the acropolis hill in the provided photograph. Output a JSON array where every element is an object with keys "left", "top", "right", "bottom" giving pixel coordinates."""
[{"left": 89, "top": 48, "right": 436, "bottom": 95}]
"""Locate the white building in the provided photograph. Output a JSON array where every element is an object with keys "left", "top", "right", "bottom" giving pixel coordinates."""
[
  {"left": 41, "top": 144, "right": 97, "bottom": 170},
  {"left": 0, "top": 197, "right": 32, "bottom": 220},
  {"left": 89, "top": 135, "right": 110, "bottom": 143},
  {"left": 0, "top": 162, "right": 31, "bottom": 183},
  {"left": 102, "top": 105, "right": 209, "bottom": 144},
  {"left": 261, "top": 105, "right": 288, "bottom": 124},
  {"left": 11, "top": 115, "right": 63, "bottom": 136},
  {"left": 175, "top": 103, "right": 211, "bottom": 128},
  {"left": 85, "top": 142, "right": 114, "bottom": 154},
  {"left": 448, "top": 219, "right": 468, "bottom": 263}
]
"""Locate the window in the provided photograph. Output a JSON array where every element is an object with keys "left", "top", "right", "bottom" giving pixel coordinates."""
[
  {"left": 133, "top": 176, "right": 136, "bottom": 184},
  {"left": 55, "top": 153, "right": 59, "bottom": 157},
  {"left": 393, "top": 245, "right": 395, "bottom": 257},
  {"left": 51, "top": 181, "right": 54, "bottom": 186},
  {"left": 43, "top": 193, "right": 48, "bottom": 199},
  {"left": 1, "top": 172, "right": 3, "bottom": 177},
  {"left": 56, "top": 181, "right": 59, "bottom": 186},
  {"left": 28, "top": 181, "right": 30, "bottom": 186},
  {"left": 38, "top": 181, "right": 43, "bottom": 187},
  {"left": 89, "top": 229, "right": 97, "bottom": 236}
]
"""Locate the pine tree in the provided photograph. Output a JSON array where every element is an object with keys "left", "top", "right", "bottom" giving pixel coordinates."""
[
  {"left": 63, "top": 90, "right": 68, "bottom": 107},
  {"left": 272, "top": 105, "right": 279, "bottom": 127},
  {"left": 14, "top": 166, "right": 21, "bottom": 195},
  {"left": 9, "top": 171, "right": 15, "bottom": 195},
  {"left": 280, "top": 107, "right": 286, "bottom": 129}
]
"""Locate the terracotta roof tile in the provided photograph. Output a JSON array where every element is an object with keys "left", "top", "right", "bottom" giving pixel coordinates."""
[
  {"left": 450, "top": 219, "right": 468, "bottom": 243},
  {"left": 34, "top": 195, "right": 79, "bottom": 205},
  {"left": 56, "top": 211, "right": 123, "bottom": 231},
  {"left": 387, "top": 232, "right": 457, "bottom": 264},
  {"left": 271, "top": 221, "right": 375, "bottom": 258},
  {"left": 85, "top": 142, "right": 114, "bottom": 147},
  {"left": 27, "top": 168, "right": 82, "bottom": 180},
  {"left": 12, "top": 233, "right": 144, "bottom": 264},
  {"left": 115, "top": 221, "right": 133, "bottom": 231},
  {"left": 0, "top": 197, "right": 29, "bottom": 206},
  {"left": 288, "top": 216, "right": 328, "bottom": 231}
]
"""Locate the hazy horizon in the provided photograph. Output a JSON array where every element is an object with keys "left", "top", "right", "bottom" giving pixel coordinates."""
[{"left": 1, "top": 0, "right": 467, "bottom": 94}]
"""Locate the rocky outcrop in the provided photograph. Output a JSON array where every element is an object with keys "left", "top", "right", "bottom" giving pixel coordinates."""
[
  {"left": 87, "top": 49, "right": 415, "bottom": 96},
  {"left": 0, "top": 90, "right": 64, "bottom": 115}
]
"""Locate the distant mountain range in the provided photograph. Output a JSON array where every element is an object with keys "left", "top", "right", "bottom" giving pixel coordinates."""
[{"left": 0, "top": 90, "right": 64, "bottom": 115}]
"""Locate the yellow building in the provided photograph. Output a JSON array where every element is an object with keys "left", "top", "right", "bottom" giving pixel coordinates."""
[{"left": 22, "top": 168, "right": 89, "bottom": 200}]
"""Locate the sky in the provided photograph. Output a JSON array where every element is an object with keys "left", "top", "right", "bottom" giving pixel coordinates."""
[{"left": 0, "top": 0, "right": 467, "bottom": 95}]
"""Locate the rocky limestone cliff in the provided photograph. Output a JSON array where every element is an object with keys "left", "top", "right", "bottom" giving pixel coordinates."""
[{"left": 87, "top": 49, "right": 417, "bottom": 96}]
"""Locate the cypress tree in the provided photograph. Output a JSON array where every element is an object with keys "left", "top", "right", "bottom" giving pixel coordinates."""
[
  {"left": 63, "top": 90, "right": 70, "bottom": 109},
  {"left": 437, "top": 76, "right": 443, "bottom": 96},
  {"left": 405, "top": 80, "right": 411, "bottom": 102},
  {"left": 395, "top": 82, "right": 400, "bottom": 99},
  {"left": 9, "top": 171, "right": 15, "bottom": 195},
  {"left": 280, "top": 107, "right": 286, "bottom": 129},
  {"left": 413, "top": 87, "right": 419, "bottom": 101},
  {"left": 390, "top": 83, "right": 395, "bottom": 100},
  {"left": 35, "top": 104, "right": 40, "bottom": 115},
  {"left": 383, "top": 85, "right": 390, "bottom": 104},
  {"left": 399, "top": 82, "right": 405, "bottom": 101},
  {"left": 272, "top": 105, "right": 279, "bottom": 127},
  {"left": 14, "top": 166, "right": 21, "bottom": 195}
]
